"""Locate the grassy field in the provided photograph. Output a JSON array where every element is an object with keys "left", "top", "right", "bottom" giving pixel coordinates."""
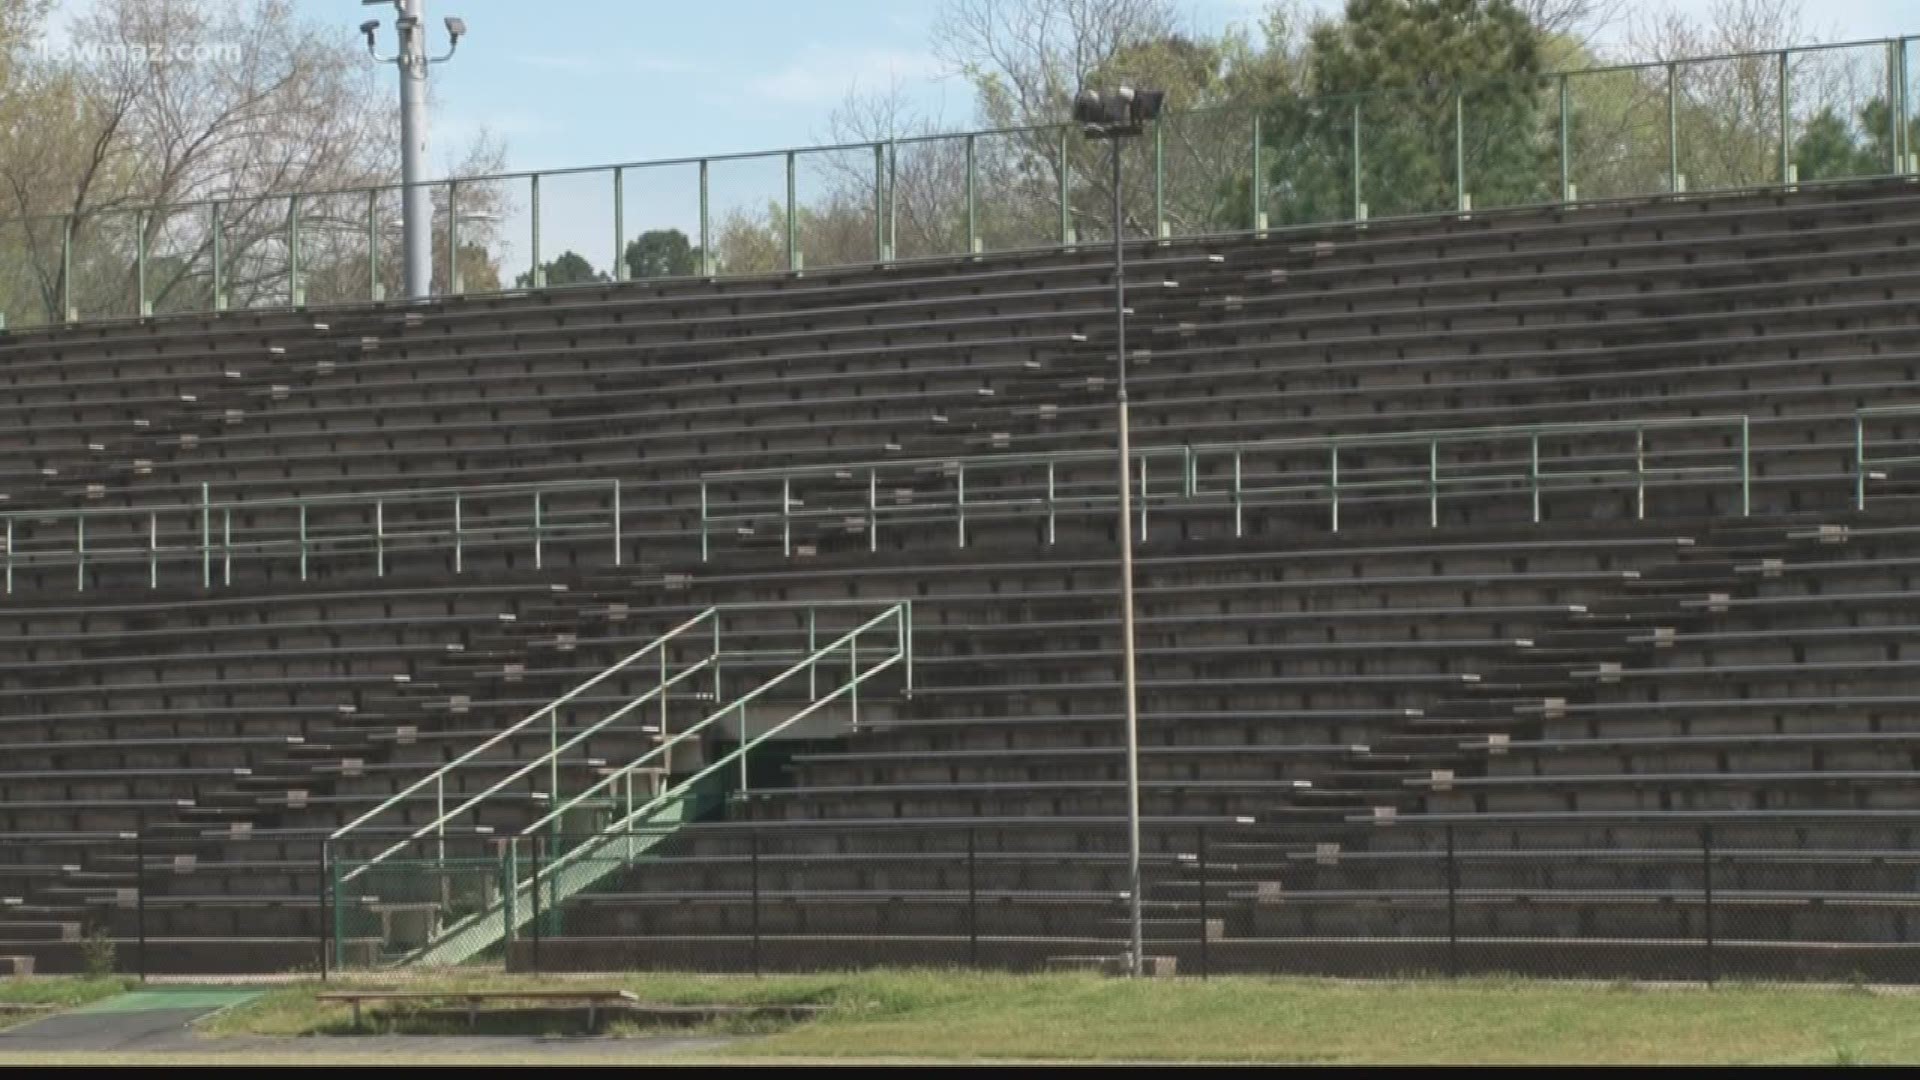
[
  {"left": 0, "top": 977, "right": 132, "bottom": 1029},
  {"left": 172, "top": 970, "right": 1920, "bottom": 1064}
]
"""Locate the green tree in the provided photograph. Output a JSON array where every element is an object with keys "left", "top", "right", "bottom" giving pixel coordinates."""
[
  {"left": 1258, "top": 0, "right": 1552, "bottom": 224},
  {"left": 514, "top": 249, "right": 606, "bottom": 290},
  {"left": 623, "top": 228, "right": 702, "bottom": 279}
]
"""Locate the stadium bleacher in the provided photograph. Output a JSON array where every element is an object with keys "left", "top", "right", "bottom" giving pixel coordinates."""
[{"left": 4, "top": 174, "right": 1920, "bottom": 978}]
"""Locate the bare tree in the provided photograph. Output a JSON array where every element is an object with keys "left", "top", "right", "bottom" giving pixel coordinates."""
[{"left": 0, "top": 0, "right": 509, "bottom": 322}]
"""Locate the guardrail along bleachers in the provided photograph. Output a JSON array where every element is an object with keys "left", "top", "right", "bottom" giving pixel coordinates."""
[{"left": 8, "top": 176, "right": 1920, "bottom": 975}]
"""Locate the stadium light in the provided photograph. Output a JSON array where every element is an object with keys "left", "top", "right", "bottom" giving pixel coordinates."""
[
  {"left": 1075, "top": 84, "right": 1165, "bottom": 981},
  {"left": 361, "top": 0, "right": 467, "bottom": 301}
]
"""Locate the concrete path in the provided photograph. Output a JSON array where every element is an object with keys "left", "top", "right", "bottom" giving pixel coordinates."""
[{"left": 0, "top": 987, "right": 736, "bottom": 1062}]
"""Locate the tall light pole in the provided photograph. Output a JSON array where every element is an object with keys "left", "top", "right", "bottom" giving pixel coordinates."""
[
  {"left": 361, "top": 1, "right": 466, "bottom": 301},
  {"left": 1072, "top": 85, "right": 1166, "bottom": 979}
]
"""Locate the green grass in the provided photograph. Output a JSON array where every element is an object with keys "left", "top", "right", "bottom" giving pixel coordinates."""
[
  {"left": 185, "top": 970, "right": 1920, "bottom": 1063},
  {"left": 0, "top": 977, "right": 132, "bottom": 1027}
]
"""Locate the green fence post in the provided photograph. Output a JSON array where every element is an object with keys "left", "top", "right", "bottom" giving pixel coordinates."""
[
  {"left": 1855, "top": 412, "right": 1867, "bottom": 510},
  {"left": 1154, "top": 116, "right": 1166, "bottom": 238},
  {"left": 365, "top": 190, "right": 378, "bottom": 301},
  {"left": 1667, "top": 62, "right": 1680, "bottom": 192},
  {"left": 887, "top": 140, "right": 899, "bottom": 258},
  {"left": 288, "top": 194, "right": 302, "bottom": 305},
  {"left": 1351, "top": 100, "right": 1363, "bottom": 220},
  {"left": 214, "top": 200, "right": 228, "bottom": 309},
  {"left": 1889, "top": 39, "right": 1903, "bottom": 172},
  {"left": 1058, "top": 127, "right": 1071, "bottom": 244},
  {"left": 135, "top": 209, "right": 148, "bottom": 317},
  {"left": 330, "top": 846, "right": 345, "bottom": 972},
  {"left": 873, "top": 143, "right": 886, "bottom": 260},
  {"left": 1250, "top": 111, "right": 1263, "bottom": 229},
  {"left": 1559, "top": 74, "right": 1572, "bottom": 201},
  {"left": 1454, "top": 90, "right": 1466, "bottom": 212},
  {"left": 699, "top": 159, "right": 712, "bottom": 275},
  {"left": 449, "top": 180, "right": 463, "bottom": 293},
  {"left": 613, "top": 167, "right": 626, "bottom": 280},
  {"left": 965, "top": 133, "right": 978, "bottom": 253},
  {"left": 1779, "top": 50, "right": 1792, "bottom": 182},
  {"left": 527, "top": 174, "right": 539, "bottom": 288},
  {"left": 785, "top": 150, "right": 798, "bottom": 271},
  {"left": 61, "top": 215, "right": 72, "bottom": 322},
  {"left": 501, "top": 838, "right": 518, "bottom": 946}
]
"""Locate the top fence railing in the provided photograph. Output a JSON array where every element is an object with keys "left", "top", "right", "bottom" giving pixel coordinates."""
[{"left": 0, "top": 35, "right": 1913, "bottom": 330}]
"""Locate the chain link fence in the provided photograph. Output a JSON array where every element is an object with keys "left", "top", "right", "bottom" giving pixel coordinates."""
[{"left": 6, "top": 815, "right": 1920, "bottom": 982}]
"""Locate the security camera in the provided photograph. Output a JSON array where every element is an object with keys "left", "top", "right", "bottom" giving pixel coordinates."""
[
  {"left": 359, "top": 19, "right": 379, "bottom": 48},
  {"left": 445, "top": 16, "right": 466, "bottom": 42}
]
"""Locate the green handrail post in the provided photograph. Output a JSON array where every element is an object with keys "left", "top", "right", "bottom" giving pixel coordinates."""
[
  {"left": 1233, "top": 450, "right": 1245, "bottom": 536},
  {"left": 1740, "top": 416, "right": 1752, "bottom": 516},
  {"left": 453, "top": 493, "right": 463, "bottom": 572},
  {"left": 611, "top": 478, "right": 623, "bottom": 566},
  {"left": 785, "top": 150, "right": 798, "bottom": 272},
  {"left": 1530, "top": 435, "right": 1542, "bottom": 522},
  {"left": 375, "top": 499, "right": 385, "bottom": 577},
  {"left": 613, "top": 167, "right": 626, "bottom": 280},
  {"left": 1428, "top": 438, "right": 1440, "bottom": 527},
  {"left": 956, "top": 462, "right": 967, "bottom": 547},
  {"left": 201, "top": 483, "right": 212, "bottom": 588},
  {"left": 1328, "top": 446, "right": 1339, "bottom": 532},
  {"left": 148, "top": 511, "right": 158, "bottom": 589},
  {"left": 1667, "top": 62, "right": 1680, "bottom": 192},
  {"left": 866, "top": 469, "right": 878, "bottom": 553},
  {"left": 1046, "top": 460, "right": 1057, "bottom": 544},
  {"left": 74, "top": 514, "right": 84, "bottom": 592},
  {"left": 533, "top": 489, "right": 544, "bottom": 570},
  {"left": 1850, "top": 413, "right": 1866, "bottom": 511},
  {"left": 1779, "top": 50, "right": 1792, "bottom": 182},
  {"left": 1559, "top": 73, "right": 1571, "bottom": 201},
  {"left": 1635, "top": 426, "right": 1647, "bottom": 519},
  {"left": 964, "top": 133, "right": 978, "bottom": 253},
  {"left": 135, "top": 209, "right": 148, "bottom": 317},
  {"left": 887, "top": 140, "right": 899, "bottom": 259},
  {"left": 699, "top": 159, "right": 712, "bottom": 275},
  {"left": 298, "top": 503, "right": 309, "bottom": 581},
  {"left": 527, "top": 174, "right": 539, "bottom": 288}
]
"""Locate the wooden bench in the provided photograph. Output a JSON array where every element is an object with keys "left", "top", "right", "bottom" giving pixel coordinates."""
[{"left": 317, "top": 988, "right": 638, "bottom": 1030}]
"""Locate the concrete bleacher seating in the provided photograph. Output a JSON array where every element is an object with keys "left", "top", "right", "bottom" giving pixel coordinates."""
[{"left": 5, "top": 175, "right": 1920, "bottom": 975}]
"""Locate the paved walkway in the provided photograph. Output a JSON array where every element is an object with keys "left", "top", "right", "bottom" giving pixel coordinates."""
[{"left": 0, "top": 987, "right": 735, "bottom": 1061}]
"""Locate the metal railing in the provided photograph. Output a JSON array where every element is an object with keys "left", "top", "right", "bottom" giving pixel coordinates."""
[
  {"left": 337, "top": 601, "right": 912, "bottom": 967},
  {"left": 700, "top": 416, "right": 1754, "bottom": 554},
  {"left": 1852, "top": 404, "right": 1920, "bottom": 508},
  {"left": 328, "top": 606, "right": 722, "bottom": 885},
  {"left": 0, "top": 477, "right": 620, "bottom": 594},
  {"left": 0, "top": 36, "right": 1912, "bottom": 328}
]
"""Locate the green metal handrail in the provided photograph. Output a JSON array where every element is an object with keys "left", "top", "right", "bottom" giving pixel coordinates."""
[
  {"left": 1190, "top": 415, "right": 1754, "bottom": 534},
  {"left": 1852, "top": 404, "right": 1920, "bottom": 508},
  {"left": 698, "top": 415, "right": 1753, "bottom": 555},
  {"left": 1, "top": 35, "right": 1911, "bottom": 328},
  {"left": 389, "top": 601, "right": 911, "bottom": 967},
  {"left": 329, "top": 606, "right": 721, "bottom": 883},
  {"left": 0, "top": 476, "right": 619, "bottom": 594}
]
